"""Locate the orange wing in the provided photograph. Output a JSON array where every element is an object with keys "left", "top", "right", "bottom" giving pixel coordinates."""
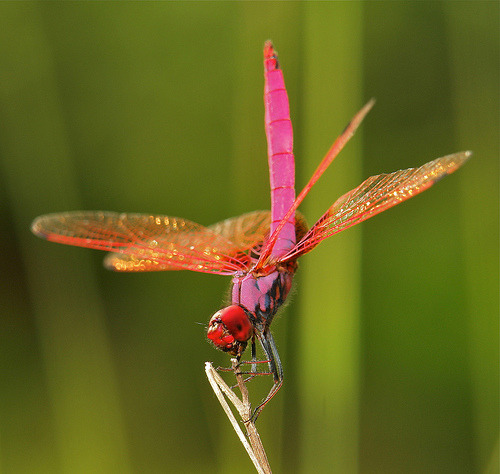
[
  {"left": 280, "top": 151, "right": 471, "bottom": 262},
  {"left": 31, "top": 210, "right": 272, "bottom": 275}
]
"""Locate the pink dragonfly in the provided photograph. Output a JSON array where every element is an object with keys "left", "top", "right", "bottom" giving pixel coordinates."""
[{"left": 31, "top": 41, "right": 470, "bottom": 419}]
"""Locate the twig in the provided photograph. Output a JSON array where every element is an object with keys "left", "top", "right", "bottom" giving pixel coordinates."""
[{"left": 205, "top": 361, "right": 272, "bottom": 474}]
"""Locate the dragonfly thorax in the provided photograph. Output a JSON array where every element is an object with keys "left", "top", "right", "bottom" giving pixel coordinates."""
[
  {"left": 232, "top": 265, "right": 296, "bottom": 330},
  {"left": 207, "top": 305, "right": 253, "bottom": 356}
]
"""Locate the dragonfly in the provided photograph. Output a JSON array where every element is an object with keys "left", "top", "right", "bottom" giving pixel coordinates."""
[{"left": 31, "top": 41, "right": 470, "bottom": 420}]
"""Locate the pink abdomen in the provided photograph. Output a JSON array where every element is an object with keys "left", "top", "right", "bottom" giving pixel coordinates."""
[{"left": 264, "top": 46, "right": 296, "bottom": 259}]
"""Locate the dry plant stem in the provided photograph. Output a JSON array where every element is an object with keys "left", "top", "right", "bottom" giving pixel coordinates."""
[
  {"left": 231, "top": 359, "right": 271, "bottom": 471},
  {"left": 205, "top": 361, "right": 272, "bottom": 474}
]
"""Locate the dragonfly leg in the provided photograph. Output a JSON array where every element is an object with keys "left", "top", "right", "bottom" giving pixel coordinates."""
[
  {"left": 237, "top": 335, "right": 259, "bottom": 385},
  {"left": 216, "top": 332, "right": 283, "bottom": 398},
  {"left": 251, "top": 334, "right": 257, "bottom": 376},
  {"left": 250, "top": 329, "right": 284, "bottom": 421}
]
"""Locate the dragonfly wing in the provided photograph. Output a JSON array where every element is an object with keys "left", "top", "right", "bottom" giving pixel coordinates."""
[
  {"left": 105, "top": 210, "right": 274, "bottom": 272},
  {"left": 280, "top": 151, "right": 471, "bottom": 262},
  {"left": 104, "top": 252, "right": 186, "bottom": 272},
  {"left": 208, "top": 210, "right": 271, "bottom": 251},
  {"left": 104, "top": 211, "right": 274, "bottom": 273},
  {"left": 31, "top": 211, "right": 253, "bottom": 274},
  {"left": 208, "top": 209, "right": 309, "bottom": 259}
]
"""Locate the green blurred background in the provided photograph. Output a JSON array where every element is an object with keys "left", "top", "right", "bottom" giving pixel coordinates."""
[{"left": 0, "top": 2, "right": 497, "bottom": 473}]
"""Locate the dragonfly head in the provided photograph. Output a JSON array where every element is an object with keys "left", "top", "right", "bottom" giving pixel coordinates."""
[{"left": 207, "top": 305, "right": 253, "bottom": 356}]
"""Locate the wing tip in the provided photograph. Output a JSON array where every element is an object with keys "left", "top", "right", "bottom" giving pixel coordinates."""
[
  {"left": 443, "top": 150, "right": 472, "bottom": 174},
  {"left": 31, "top": 216, "right": 49, "bottom": 239},
  {"left": 459, "top": 150, "right": 473, "bottom": 162},
  {"left": 103, "top": 254, "right": 118, "bottom": 271}
]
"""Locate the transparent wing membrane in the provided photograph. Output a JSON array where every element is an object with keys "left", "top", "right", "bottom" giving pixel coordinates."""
[
  {"left": 31, "top": 211, "right": 271, "bottom": 274},
  {"left": 281, "top": 151, "right": 471, "bottom": 261}
]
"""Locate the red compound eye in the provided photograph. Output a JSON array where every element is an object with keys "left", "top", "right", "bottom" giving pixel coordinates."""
[
  {"left": 207, "top": 305, "right": 253, "bottom": 355},
  {"left": 217, "top": 305, "right": 253, "bottom": 342}
]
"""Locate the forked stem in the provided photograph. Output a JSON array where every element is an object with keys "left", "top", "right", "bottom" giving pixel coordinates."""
[{"left": 205, "top": 361, "right": 272, "bottom": 473}]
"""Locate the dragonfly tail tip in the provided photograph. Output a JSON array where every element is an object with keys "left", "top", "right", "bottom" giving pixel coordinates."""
[{"left": 264, "top": 40, "right": 276, "bottom": 59}]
